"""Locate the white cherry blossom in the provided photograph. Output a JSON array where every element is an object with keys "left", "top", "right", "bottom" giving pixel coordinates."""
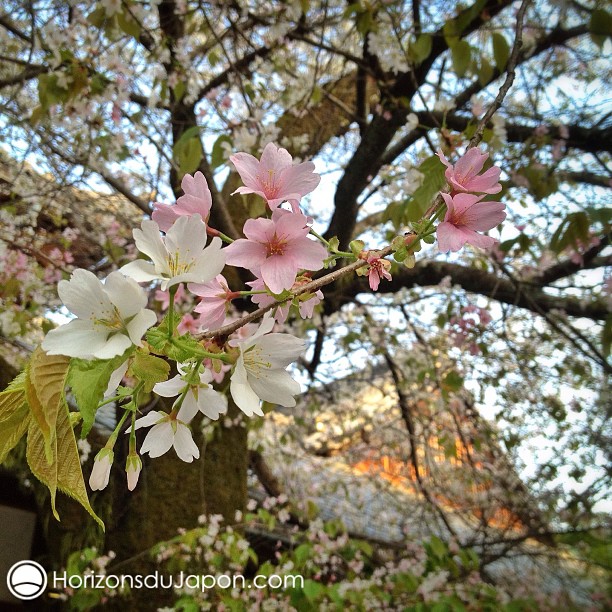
[
  {"left": 42, "top": 269, "right": 157, "bottom": 359},
  {"left": 229, "top": 315, "right": 304, "bottom": 417},
  {"left": 134, "top": 410, "right": 200, "bottom": 463},
  {"left": 121, "top": 215, "right": 225, "bottom": 291},
  {"left": 153, "top": 363, "right": 228, "bottom": 421}
]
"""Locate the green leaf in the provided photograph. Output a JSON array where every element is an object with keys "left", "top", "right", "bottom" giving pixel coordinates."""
[
  {"left": 411, "top": 34, "right": 432, "bottom": 65},
  {"left": 404, "top": 155, "right": 446, "bottom": 222},
  {"left": 0, "top": 373, "right": 30, "bottom": 463},
  {"left": 87, "top": 7, "right": 107, "bottom": 28},
  {"left": 173, "top": 127, "right": 203, "bottom": 176},
  {"left": 68, "top": 353, "right": 131, "bottom": 438},
  {"left": 25, "top": 348, "right": 71, "bottom": 464},
  {"left": 442, "top": 370, "right": 464, "bottom": 392},
  {"left": 180, "top": 137, "right": 203, "bottom": 175},
  {"left": 478, "top": 56, "right": 494, "bottom": 86},
  {"left": 211, "top": 135, "right": 232, "bottom": 170},
  {"left": 173, "top": 81, "right": 186, "bottom": 103},
  {"left": 451, "top": 40, "right": 471, "bottom": 78},
  {"left": 429, "top": 535, "right": 447, "bottom": 558},
  {"left": 128, "top": 352, "right": 170, "bottom": 393},
  {"left": 117, "top": 10, "right": 141, "bottom": 39},
  {"left": 26, "top": 399, "right": 104, "bottom": 529},
  {"left": 549, "top": 212, "right": 590, "bottom": 253},
  {"left": 590, "top": 9, "right": 612, "bottom": 47},
  {"left": 443, "top": 0, "right": 487, "bottom": 45},
  {"left": 303, "top": 579, "right": 324, "bottom": 601},
  {"left": 492, "top": 32, "right": 510, "bottom": 72},
  {"left": 349, "top": 239, "right": 365, "bottom": 256}
]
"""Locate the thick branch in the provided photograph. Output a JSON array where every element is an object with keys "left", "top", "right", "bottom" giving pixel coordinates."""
[
  {"left": 329, "top": 260, "right": 610, "bottom": 321},
  {"left": 324, "top": 0, "right": 514, "bottom": 247}
]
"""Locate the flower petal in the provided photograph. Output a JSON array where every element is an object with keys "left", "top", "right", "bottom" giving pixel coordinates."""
[
  {"left": 94, "top": 333, "right": 132, "bottom": 360},
  {"left": 196, "top": 388, "right": 228, "bottom": 420},
  {"left": 153, "top": 375, "right": 185, "bottom": 398},
  {"left": 120, "top": 260, "right": 160, "bottom": 283},
  {"left": 230, "top": 355, "right": 264, "bottom": 417},
  {"left": 42, "top": 319, "right": 108, "bottom": 358},
  {"left": 224, "top": 238, "right": 266, "bottom": 271},
  {"left": 58, "top": 269, "right": 112, "bottom": 320},
  {"left": 256, "top": 333, "right": 305, "bottom": 368},
  {"left": 140, "top": 422, "right": 174, "bottom": 458},
  {"left": 133, "top": 220, "right": 168, "bottom": 270},
  {"left": 126, "top": 309, "right": 158, "bottom": 346},
  {"left": 173, "top": 424, "right": 200, "bottom": 462},
  {"left": 249, "top": 368, "right": 301, "bottom": 407},
  {"left": 104, "top": 272, "right": 148, "bottom": 318},
  {"left": 260, "top": 255, "right": 298, "bottom": 294}
]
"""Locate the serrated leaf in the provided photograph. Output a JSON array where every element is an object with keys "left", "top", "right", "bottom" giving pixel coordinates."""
[
  {"left": 25, "top": 348, "right": 71, "bottom": 464},
  {"left": 26, "top": 400, "right": 104, "bottom": 529},
  {"left": 492, "top": 32, "right": 510, "bottom": 72},
  {"left": 128, "top": 352, "right": 170, "bottom": 392},
  {"left": 0, "top": 375, "right": 30, "bottom": 463},
  {"left": 404, "top": 155, "right": 446, "bottom": 222},
  {"left": 451, "top": 40, "right": 471, "bottom": 78},
  {"left": 68, "top": 353, "right": 131, "bottom": 438}
]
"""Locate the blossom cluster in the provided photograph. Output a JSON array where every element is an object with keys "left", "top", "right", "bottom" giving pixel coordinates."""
[
  {"left": 34, "top": 141, "right": 507, "bottom": 495},
  {"left": 41, "top": 142, "right": 327, "bottom": 492},
  {"left": 436, "top": 148, "right": 506, "bottom": 252}
]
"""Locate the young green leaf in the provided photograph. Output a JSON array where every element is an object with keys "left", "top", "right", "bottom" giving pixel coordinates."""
[
  {"left": 68, "top": 353, "right": 132, "bottom": 438},
  {"left": 492, "top": 32, "right": 510, "bottom": 72},
  {"left": 25, "top": 348, "right": 71, "bottom": 464},
  {"left": 26, "top": 400, "right": 104, "bottom": 529},
  {"left": 404, "top": 155, "right": 446, "bottom": 222},
  {"left": 128, "top": 352, "right": 170, "bottom": 392},
  {"left": 451, "top": 40, "right": 471, "bottom": 78},
  {"left": 0, "top": 374, "right": 30, "bottom": 463}
]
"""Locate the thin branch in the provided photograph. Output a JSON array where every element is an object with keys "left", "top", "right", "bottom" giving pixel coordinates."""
[
  {"left": 468, "top": 0, "right": 530, "bottom": 148},
  {"left": 199, "top": 245, "right": 394, "bottom": 339}
]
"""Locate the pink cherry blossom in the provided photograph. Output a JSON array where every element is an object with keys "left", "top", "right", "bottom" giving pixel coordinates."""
[
  {"left": 152, "top": 171, "right": 213, "bottom": 232},
  {"left": 155, "top": 284, "right": 186, "bottom": 310},
  {"left": 177, "top": 313, "right": 201, "bottom": 334},
  {"left": 204, "top": 358, "right": 231, "bottom": 384},
  {"left": 189, "top": 274, "right": 235, "bottom": 330},
  {"left": 224, "top": 209, "right": 327, "bottom": 294},
  {"left": 247, "top": 277, "right": 323, "bottom": 323},
  {"left": 247, "top": 278, "right": 290, "bottom": 323},
  {"left": 365, "top": 253, "right": 392, "bottom": 291},
  {"left": 437, "top": 192, "right": 506, "bottom": 252},
  {"left": 437, "top": 148, "right": 501, "bottom": 195},
  {"left": 230, "top": 142, "right": 320, "bottom": 212}
]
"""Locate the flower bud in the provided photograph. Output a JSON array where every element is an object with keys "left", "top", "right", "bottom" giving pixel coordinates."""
[
  {"left": 89, "top": 449, "right": 113, "bottom": 491},
  {"left": 125, "top": 452, "right": 143, "bottom": 491}
]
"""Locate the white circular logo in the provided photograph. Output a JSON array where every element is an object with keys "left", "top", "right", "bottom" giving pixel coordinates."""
[{"left": 6, "top": 560, "right": 47, "bottom": 600}]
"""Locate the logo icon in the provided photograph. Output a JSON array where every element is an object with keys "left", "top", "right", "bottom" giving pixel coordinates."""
[{"left": 6, "top": 560, "right": 47, "bottom": 600}]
